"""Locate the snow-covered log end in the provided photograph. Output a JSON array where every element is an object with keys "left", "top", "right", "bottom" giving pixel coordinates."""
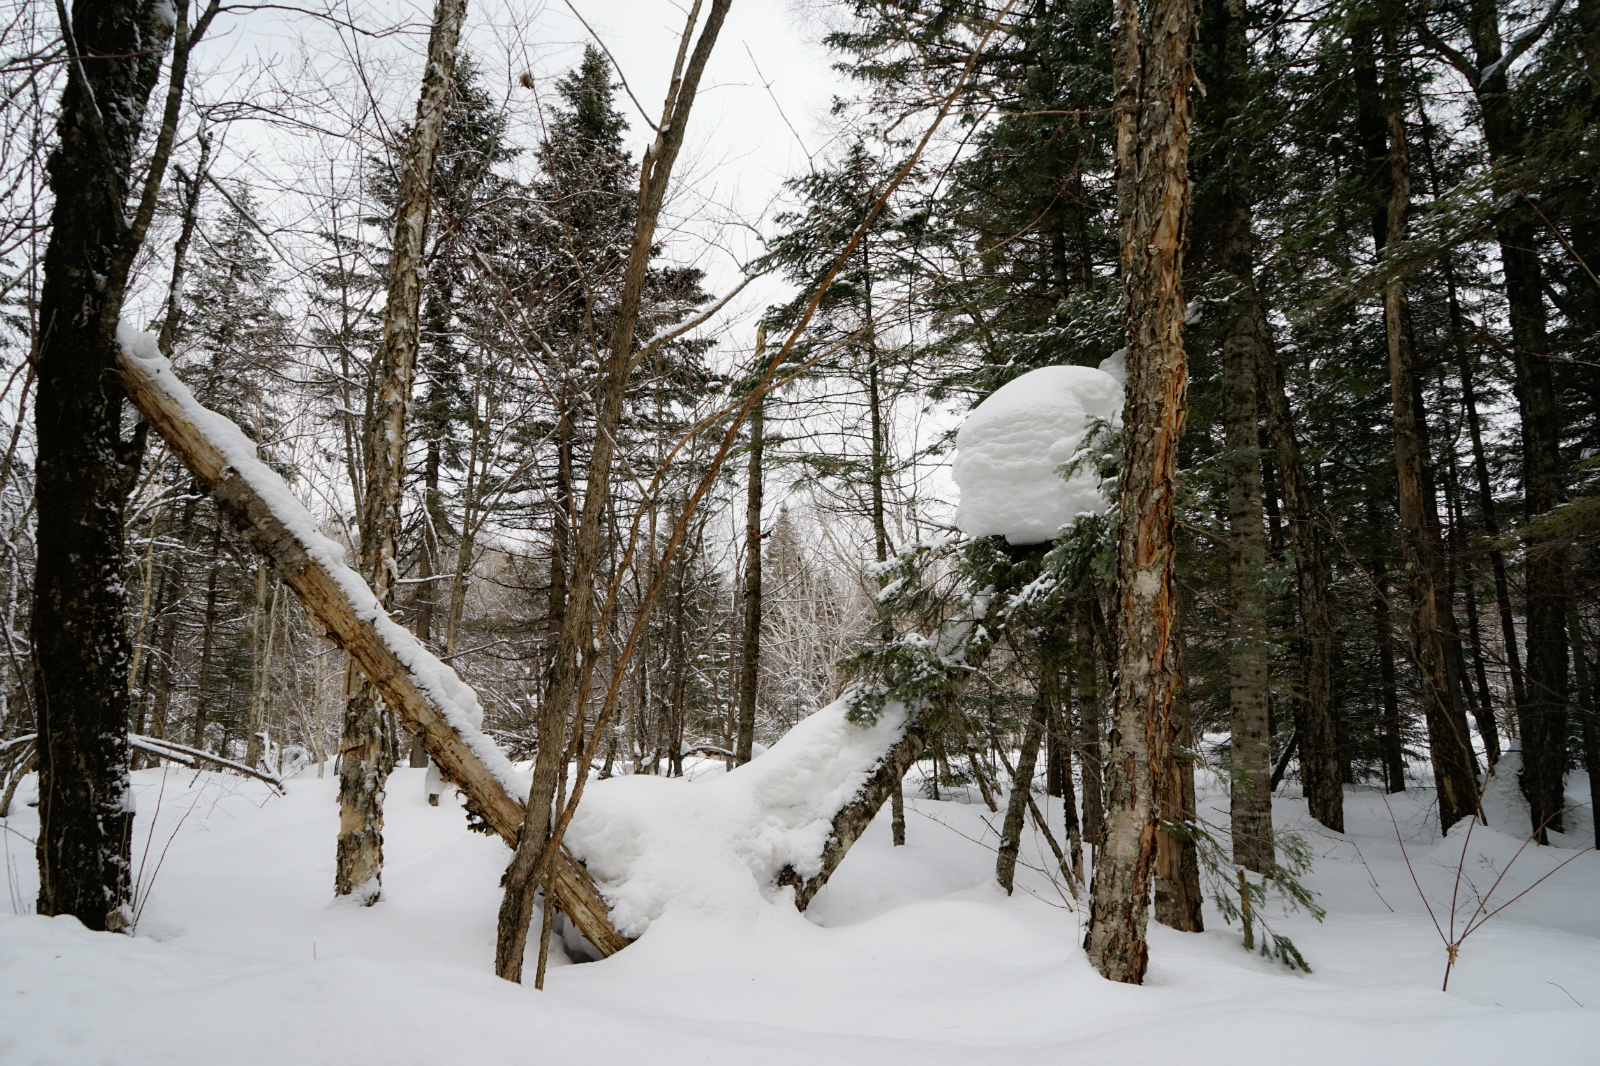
[
  {"left": 953, "top": 362, "right": 1124, "bottom": 545},
  {"left": 116, "top": 323, "right": 524, "bottom": 799},
  {"left": 565, "top": 697, "right": 913, "bottom": 939}
]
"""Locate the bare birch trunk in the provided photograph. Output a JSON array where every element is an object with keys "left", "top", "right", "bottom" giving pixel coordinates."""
[
  {"left": 1083, "top": 0, "right": 1193, "bottom": 985},
  {"left": 495, "top": 0, "right": 733, "bottom": 984},
  {"left": 337, "top": 0, "right": 466, "bottom": 902}
]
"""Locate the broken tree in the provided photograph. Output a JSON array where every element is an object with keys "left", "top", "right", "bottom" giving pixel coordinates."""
[{"left": 115, "top": 332, "right": 627, "bottom": 956}]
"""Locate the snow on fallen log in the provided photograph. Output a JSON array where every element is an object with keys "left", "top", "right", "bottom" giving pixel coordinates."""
[
  {"left": 567, "top": 616, "right": 989, "bottom": 938},
  {"left": 564, "top": 598, "right": 993, "bottom": 932},
  {"left": 566, "top": 696, "right": 922, "bottom": 937},
  {"left": 115, "top": 324, "right": 628, "bottom": 957}
]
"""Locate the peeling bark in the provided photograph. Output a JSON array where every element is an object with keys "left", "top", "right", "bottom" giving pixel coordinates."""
[{"left": 1084, "top": 0, "right": 1194, "bottom": 986}]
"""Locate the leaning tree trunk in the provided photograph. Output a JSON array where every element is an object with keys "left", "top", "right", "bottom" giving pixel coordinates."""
[
  {"left": 115, "top": 341, "right": 628, "bottom": 954},
  {"left": 495, "top": 0, "right": 733, "bottom": 985},
  {"left": 1378, "top": 65, "right": 1479, "bottom": 833},
  {"left": 996, "top": 674, "right": 1048, "bottom": 895},
  {"left": 1083, "top": 0, "right": 1194, "bottom": 986},
  {"left": 32, "top": 0, "right": 177, "bottom": 932},
  {"left": 336, "top": 0, "right": 466, "bottom": 903}
]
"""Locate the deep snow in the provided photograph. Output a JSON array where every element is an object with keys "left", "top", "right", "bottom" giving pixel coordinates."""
[{"left": 2, "top": 753, "right": 1598, "bottom": 1065}]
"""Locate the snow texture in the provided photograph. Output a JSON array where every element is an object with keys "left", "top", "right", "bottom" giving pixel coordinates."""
[
  {"left": 566, "top": 696, "right": 913, "bottom": 939},
  {"left": 3, "top": 759, "right": 1597, "bottom": 1065},
  {"left": 953, "top": 365, "right": 1123, "bottom": 544},
  {"left": 118, "top": 324, "right": 526, "bottom": 799}
]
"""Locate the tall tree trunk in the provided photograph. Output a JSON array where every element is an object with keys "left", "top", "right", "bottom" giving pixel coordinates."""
[
  {"left": 496, "top": 0, "right": 733, "bottom": 984},
  {"left": 33, "top": 0, "right": 178, "bottom": 933},
  {"left": 864, "top": 304, "right": 905, "bottom": 843},
  {"left": 337, "top": 0, "right": 466, "bottom": 902},
  {"left": 1076, "top": 598, "right": 1104, "bottom": 845},
  {"left": 1378, "top": 65, "right": 1480, "bottom": 832},
  {"left": 1205, "top": 0, "right": 1278, "bottom": 867},
  {"left": 1465, "top": 0, "right": 1568, "bottom": 838},
  {"left": 1155, "top": 598, "right": 1203, "bottom": 931},
  {"left": 1084, "top": 0, "right": 1194, "bottom": 985},
  {"left": 193, "top": 525, "right": 223, "bottom": 751},
  {"left": 1444, "top": 454, "right": 1500, "bottom": 765},
  {"left": 1457, "top": 323, "right": 1526, "bottom": 711},
  {"left": 1374, "top": 554, "right": 1406, "bottom": 792},
  {"left": 736, "top": 332, "right": 765, "bottom": 766},
  {"left": 1569, "top": 595, "right": 1598, "bottom": 848}
]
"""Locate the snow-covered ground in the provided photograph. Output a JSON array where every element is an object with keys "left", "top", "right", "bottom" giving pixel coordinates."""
[{"left": 2, "top": 756, "right": 1597, "bottom": 1065}]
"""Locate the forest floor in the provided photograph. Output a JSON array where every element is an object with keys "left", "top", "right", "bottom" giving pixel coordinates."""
[{"left": 2, "top": 753, "right": 1597, "bottom": 1065}]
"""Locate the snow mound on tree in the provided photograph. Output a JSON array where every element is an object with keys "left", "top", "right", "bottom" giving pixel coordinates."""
[
  {"left": 565, "top": 697, "right": 912, "bottom": 940},
  {"left": 953, "top": 365, "right": 1123, "bottom": 544}
]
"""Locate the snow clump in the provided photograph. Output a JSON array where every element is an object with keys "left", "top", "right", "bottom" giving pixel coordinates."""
[{"left": 953, "top": 364, "right": 1123, "bottom": 544}]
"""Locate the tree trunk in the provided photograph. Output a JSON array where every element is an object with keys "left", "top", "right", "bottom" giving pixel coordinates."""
[
  {"left": 1378, "top": 61, "right": 1480, "bottom": 833},
  {"left": 1075, "top": 598, "right": 1104, "bottom": 845},
  {"left": 1465, "top": 0, "right": 1568, "bottom": 839},
  {"left": 1204, "top": 0, "right": 1278, "bottom": 867},
  {"left": 997, "top": 678, "right": 1047, "bottom": 894},
  {"left": 33, "top": 0, "right": 178, "bottom": 933},
  {"left": 495, "top": 0, "right": 733, "bottom": 984},
  {"left": 1155, "top": 592, "right": 1204, "bottom": 931},
  {"left": 736, "top": 336, "right": 765, "bottom": 765},
  {"left": 1570, "top": 595, "right": 1598, "bottom": 848},
  {"left": 336, "top": 0, "right": 466, "bottom": 902},
  {"left": 115, "top": 341, "right": 627, "bottom": 955},
  {"left": 1084, "top": 0, "right": 1194, "bottom": 985},
  {"left": 1374, "top": 555, "right": 1406, "bottom": 793}
]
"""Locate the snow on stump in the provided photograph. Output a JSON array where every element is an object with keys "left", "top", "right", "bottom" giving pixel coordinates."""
[{"left": 953, "top": 364, "right": 1123, "bottom": 545}]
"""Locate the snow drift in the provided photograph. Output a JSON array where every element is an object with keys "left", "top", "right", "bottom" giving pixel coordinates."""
[{"left": 566, "top": 697, "right": 914, "bottom": 938}]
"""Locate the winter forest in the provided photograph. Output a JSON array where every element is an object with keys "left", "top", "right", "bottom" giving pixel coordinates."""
[{"left": 0, "top": 0, "right": 1597, "bottom": 1060}]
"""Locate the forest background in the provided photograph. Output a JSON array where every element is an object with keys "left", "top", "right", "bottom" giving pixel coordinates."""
[{"left": 0, "top": 0, "right": 1596, "bottom": 998}]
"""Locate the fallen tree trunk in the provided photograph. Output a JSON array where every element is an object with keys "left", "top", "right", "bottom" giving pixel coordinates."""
[
  {"left": 775, "top": 704, "right": 933, "bottom": 910},
  {"left": 776, "top": 605, "right": 993, "bottom": 911},
  {"left": 116, "top": 331, "right": 628, "bottom": 956},
  {"left": 128, "top": 734, "right": 285, "bottom": 792}
]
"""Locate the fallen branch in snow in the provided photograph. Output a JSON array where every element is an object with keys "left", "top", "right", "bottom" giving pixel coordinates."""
[
  {"left": 115, "top": 330, "right": 629, "bottom": 957},
  {"left": 128, "top": 734, "right": 285, "bottom": 793},
  {"left": 775, "top": 702, "right": 935, "bottom": 909},
  {"left": 1382, "top": 790, "right": 1595, "bottom": 991}
]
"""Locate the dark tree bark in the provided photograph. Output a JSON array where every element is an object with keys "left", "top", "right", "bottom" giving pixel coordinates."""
[
  {"left": 33, "top": 0, "right": 177, "bottom": 932},
  {"left": 1084, "top": 0, "right": 1194, "bottom": 985},
  {"left": 1440, "top": 0, "right": 1569, "bottom": 838},
  {"left": 1203, "top": 0, "right": 1276, "bottom": 872},
  {"left": 1075, "top": 598, "right": 1104, "bottom": 845},
  {"left": 996, "top": 682, "right": 1046, "bottom": 895},
  {"left": 1374, "top": 557, "right": 1407, "bottom": 793},
  {"left": 736, "top": 334, "right": 765, "bottom": 766},
  {"left": 1376, "top": 42, "right": 1480, "bottom": 833},
  {"left": 1154, "top": 597, "right": 1203, "bottom": 931}
]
